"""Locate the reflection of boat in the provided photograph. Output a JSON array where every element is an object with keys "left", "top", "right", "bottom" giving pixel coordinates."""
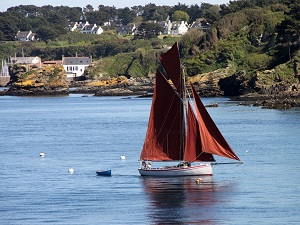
[
  {"left": 96, "top": 170, "right": 111, "bottom": 176},
  {"left": 138, "top": 42, "right": 240, "bottom": 176},
  {"left": 141, "top": 176, "right": 219, "bottom": 224}
]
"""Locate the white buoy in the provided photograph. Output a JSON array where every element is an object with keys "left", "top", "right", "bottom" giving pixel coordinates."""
[
  {"left": 39, "top": 152, "right": 45, "bottom": 157},
  {"left": 68, "top": 168, "right": 74, "bottom": 174},
  {"left": 120, "top": 155, "right": 126, "bottom": 160},
  {"left": 195, "top": 178, "right": 202, "bottom": 184}
]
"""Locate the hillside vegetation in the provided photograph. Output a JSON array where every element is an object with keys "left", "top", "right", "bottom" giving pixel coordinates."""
[{"left": 0, "top": 0, "right": 299, "bottom": 98}]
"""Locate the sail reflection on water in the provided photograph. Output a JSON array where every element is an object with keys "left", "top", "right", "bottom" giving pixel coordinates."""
[{"left": 140, "top": 176, "right": 236, "bottom": 224}]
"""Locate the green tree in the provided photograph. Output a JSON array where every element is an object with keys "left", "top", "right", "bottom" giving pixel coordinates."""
[
  {"left": 142, "top": 4, "right": 165, "bottom": 21},
  {"left": 84, "top": 4, "right": 94, "bottom": 13},
  {"left": 85, "top": 5, "right": 116, "bottom": 25},
  {"left": 0, "top": 14, "right": 19, "bottom": 40},
  {"left": 276, "top": 1, "right": 300, "bottom": 60},
  {"left": 118, "top": 7, "right": 135, "bottom": 25},
  {"left": 187, "top": 4, "right": 202, "bottom": 22},
  {"left": 134, "top": 22, "right": 163, "bottom": 39},
  {"left": 202, "top": 5, "right": 221, "bottom": 24},
  {"left": 172, "top": 10, "right": 190, "bottom": 22},
  {"left": 35, "top": 26, "right": 60, "bottom": 43}
]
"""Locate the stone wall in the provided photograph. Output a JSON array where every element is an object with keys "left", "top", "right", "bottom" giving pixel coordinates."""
[{"left": 0, "top": 76, "right": 10, "bottom": 86}]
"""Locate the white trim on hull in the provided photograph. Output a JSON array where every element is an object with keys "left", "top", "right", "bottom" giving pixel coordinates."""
[{"left": 138, "top": 164, "right": 212, "bottom": 177}]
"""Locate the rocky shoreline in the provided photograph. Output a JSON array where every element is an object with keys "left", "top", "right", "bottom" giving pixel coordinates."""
[
  {"left": 1, "top": 81, "right": 300, "bottom": 110},
  {"left": 231, "top": 93, "right": 300, "bottom": 109},
  {"left": 1, "top": 63, "right": 299, "bottom": 109}
]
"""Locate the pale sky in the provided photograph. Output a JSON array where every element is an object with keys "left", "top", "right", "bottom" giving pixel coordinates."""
[{"left": 1, "top": 0, "right": 230, "bottom": 12}]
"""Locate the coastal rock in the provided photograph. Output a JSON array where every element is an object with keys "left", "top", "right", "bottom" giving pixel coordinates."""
[
  {"left": 232, "top": 92, "right": 300, "bottom": 109},
  {"left": 6, "top": 64, "right": 69, "bottom": 96},
  {"left": 71, "top": 76, "right": 154, "bottom": 96},
  {"left": 188, "top": 65, "right": 254, "bottom": 97},
  {"left": 260, "top": 98, "right": 300, "bottom": 109},
  {"left": 189, "top": 69, "right": 227, "bottom": 97},
  {"left": 95, "top": 87, "right": 134, "bottom": 96}
]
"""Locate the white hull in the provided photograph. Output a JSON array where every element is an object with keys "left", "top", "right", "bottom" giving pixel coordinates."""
[{"left": 138, "top": 164, "right": 212, "bottom": 177}]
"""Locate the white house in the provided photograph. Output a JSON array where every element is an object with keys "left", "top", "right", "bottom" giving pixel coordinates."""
[
  {"left": 62, "top": 55, "right": 92, "bottom": 78},
  {"left": 80, "top": 24, "right": 103, "bottom": 35},
  {"left": 16, "top": 30, "right": 35, "bottom": 41},
  {"left": 134, "top": 20, "right": 188, "bottom": 36},
  {"left": 190, "top": 20, "right": 210, "bottom": 30},
  {"left": 116, "top": 23, "right": 136, "bottom": 36},
  {"left": 170, "top": 21, "right": 189, "bottom": 35},
  {"left": 69, "top": 21, "right": 103, "bottom": 35},
  {"left": 8, "top": 56, "right": 41, "bottom": 67},
  {"left": 156, "top": 20, "right": 173, "bottom": 35},
  {"left": 69, "top": 21, "right": 89, "bottom": 31}
]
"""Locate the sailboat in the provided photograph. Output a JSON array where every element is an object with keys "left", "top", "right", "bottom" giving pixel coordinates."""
[{"left": 138, "top": 42, "right": 240, "bottom": 176}]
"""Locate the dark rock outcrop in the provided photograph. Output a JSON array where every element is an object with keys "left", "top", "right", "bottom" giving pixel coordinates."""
[{"left": 219, "top": 70, "right": 254, "bottom": 96}]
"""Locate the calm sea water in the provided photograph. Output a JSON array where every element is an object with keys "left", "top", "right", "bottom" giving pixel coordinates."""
[{"left": 0, "top": 94, "right": 299, "bottom": 225}]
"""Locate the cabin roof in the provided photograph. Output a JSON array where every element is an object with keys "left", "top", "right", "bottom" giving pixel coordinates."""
[{"left": 62, "top": 57, "right": 91, "bottom": 65}]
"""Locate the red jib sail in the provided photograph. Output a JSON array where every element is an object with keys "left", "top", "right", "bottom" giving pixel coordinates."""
[
  {"left": 191, "top": 83, "right": 240, "bottom": 160},
  {"left": 184, "top": 101, "right": 215, "bottom": 162}
]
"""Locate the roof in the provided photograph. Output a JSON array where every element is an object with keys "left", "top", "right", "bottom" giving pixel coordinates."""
[
  {"left": 16, "top": 31, "right": 31, "bottom": 38},
  {"left": 42, "top": 60, "right": 62, "bottom": 65},
  {"left": 116, "top": 24, "right": 135, "bottom": 33},
  {"left": 190, "top": 21, "right": 202, "bottom": 29},
  {"left": 82, "top": 24, "right": 94, "bottom": 31},
  {"left": 9, "top": 56, "right": 40, "bottom": 64},
  {"left": 62, "top": 57, "right": 91, "bottom": 65}
]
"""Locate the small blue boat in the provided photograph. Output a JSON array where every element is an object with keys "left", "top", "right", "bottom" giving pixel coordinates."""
[{"left": 96, "top": 170, "right": 111, "bottom": 176}]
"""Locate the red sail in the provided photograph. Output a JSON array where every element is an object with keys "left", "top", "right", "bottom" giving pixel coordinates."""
[
  {"left": 191, "top": 84, "right": 240, "bottom": 161},
  {"left": 160, "top": 42, "right": 182, "bottom": 95},
  {"left": 184, "top": 102, "right": 215, "bottom": 162},
  {"left": 140, "top": 69, "right": 185, "bottom": 161}
]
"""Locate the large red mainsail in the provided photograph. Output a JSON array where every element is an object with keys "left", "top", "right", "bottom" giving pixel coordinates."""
[{"left": 140, "top": 69, "right": 185, "bottom": 161}]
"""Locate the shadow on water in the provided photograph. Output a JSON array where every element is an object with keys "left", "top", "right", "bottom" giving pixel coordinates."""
[{"left": 140, "top": 176, "right": 234, "bottom": 225}]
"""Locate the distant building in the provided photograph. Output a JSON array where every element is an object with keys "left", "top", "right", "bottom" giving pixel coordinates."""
[
  {"left": 190, "top": 19, "right": 210, "bottom": 30},
  {"left": 42, "top": 60, "right": 62, "bottom": 66},
  {"left": 80, "top": 24, "right": 103, "bottom": 35},
  {"left": 133, "top": 20, "right": 189, "bottom": 36},
  {"left": 116, "top": 24, "right": 136, "bottom": 36},
  {"left": 16, "top": 30, "right": 35, "bottom": 41},
  {"left": 69, "top": 21, "right": 103, "bottom": 35},
  {"left": 170, "top": 21, "right": 189, "bottom": 35},
  {"left": 0, "top": 60, "right": 9, "bottom": 77},
  {"left": 69, "top": 21, "right": 89, "bottom": 31},
  {"left": 8, "top": 56, "right": 41, "bottom": 67},
  {"left": 62, "top": 55, "right": 92, "bottom": 78},
  {"left": 156, "top": 20, "right": 173, "bottom": 35}
]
